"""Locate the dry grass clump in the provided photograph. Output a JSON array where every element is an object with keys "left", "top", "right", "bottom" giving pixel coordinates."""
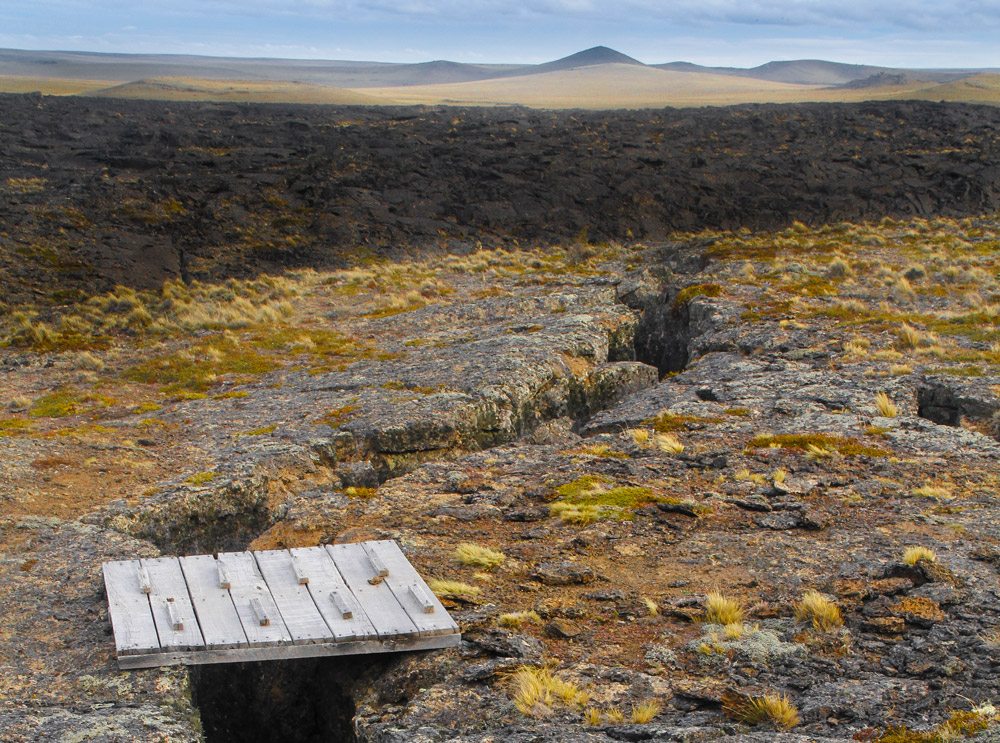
[
  {"left": 874, "top": 391, "right": 899, "bottom": 418},
  {"left": 794, "top": 590, "right": 843, "bottom": 631},
  {"left": 878, "top": 707, "right": 998, "bottom": 742},
  {"left": 653, "top": 432, "right": 684, "bottom": 453},
  {"left": 427, "top": 579, "right": 481, "bottom": 600},
  {"left": 724, "top": 693, "right": 800, "bottom": 729},
  {"left": 510, "top": 666, "right": 589, "bottom": 717},
  {"left": 911, "top": 484, "right": 952, "bottom": 500},
  {"left": 748, "top": 432, "right": 890, "bottom": 458},
  {"left": 583, "top": 707, "right": 602, "bottom": 725},
  {"left": 903, "top": 546, "right": 937, "bottom": 565},
  {"left": 454, "top": 542, "right": 506, "bottom": 569},
  {"left": 631, "top": 700, "right": 661, "bottom": 724},
  {"left": 704, "top": 591, "right": 745, "bottom": 625},
  {"left": 498, "top": 610, "right": 542, "bottom": 629},
  {"left": 606, "top": 707, "right": 625, "bottom": 723},
  {"left": 626, "top": 428, "right": 651, "bottom": 445}
]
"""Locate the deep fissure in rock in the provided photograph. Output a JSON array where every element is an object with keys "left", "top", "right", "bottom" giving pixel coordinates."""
[
  {"left": 159, "top": 272, "right": 699, "bottom": 741},
  {"left": 192, "top": 657, "right": 369, "bottom": 743}
]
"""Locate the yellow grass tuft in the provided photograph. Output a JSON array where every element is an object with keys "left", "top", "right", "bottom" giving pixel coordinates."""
[
  {"left": 498, "top": 610, "right": 542, "bottom": 629},
  {"left": 903, "top": 546, "right": 937, "bottom": 565},
  {"left": 605, "top": 707, "right": 625, "bottom": 723},
  {"left": 911, "top": 484, "right": 952, "bottom": 500},
  {"left": 454, "top": 542, "right": 506, "bottom": 570},
  {"left": 874, "top": 391, "right": 899, "bottom": 418},
  {"left": 653, "top": 432, "right": 684, "bottom": 453},
  {"left": 627, "top": 428, "right": 651, "bottom": 445},
  {"left": 583, "top": 707, "right": 602, "bottom": 725},
  {"left": 704, "top": 591, "right": 744, "bottom": 625},
  {"left": 794, "top": 590, "right": 844, "bottom": 631},
  {"left": 510, "top": 667, "right": 587, "bottom": 717},
  {"left": 725, "top": 693, "right": 800, "bottom": 729},
  {"left": 642, "top": 597, "right": 659, "bottom": 616},
  {"left": 427, "top": 579, "right": 481, "bottom": 600},
  {"left": 631, "top": 700, "right": 661, "bottom": 724}
]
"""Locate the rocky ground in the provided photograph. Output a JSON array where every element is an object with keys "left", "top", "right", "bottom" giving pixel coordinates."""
[
  {"left": 1, "top": 210, "right": 998, "bottom": 741},
  {"left": 3, "top": 94, "right": 1000, "bottom": 308}
]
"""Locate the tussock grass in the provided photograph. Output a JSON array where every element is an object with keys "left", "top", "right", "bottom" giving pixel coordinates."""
[
  {"left": 725, "top": 693, "right": 800, "bottom": 729},
  {"left": 510, "top": 666, "right": 588, "bottom": 717},
  {"left": 454, "top": 542, "right": 506, "bottom": 569},
  {"left": 794, "top": 590, "right": 843, "bottom": 631},
  {"left": 874, "top": 392, "right": 899, "bottom": 418},
  {"left": 498, "top": 610, "right": 542, "bottom": 629},
  {"left": 428, "top": 579, "right": 481, "bottom": 600},
  {"left": 704, "top": 592, "right": 744, "bottom": 625},
  {"left": 903, "top": 546, "right": 937, "bottom": 565},
  {"left": 653, "top": 432, "right": 684, "bottom": 454},
  {"left": 631, "top": 700, "right": 661, "bottom": 724},
  {"left": 911, "top": 484, "right": 952, "bottom": 500}
]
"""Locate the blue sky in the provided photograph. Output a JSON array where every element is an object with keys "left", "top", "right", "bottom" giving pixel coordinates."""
[{"left": 1, "top": 1, "right": 998, "bottom": 68}]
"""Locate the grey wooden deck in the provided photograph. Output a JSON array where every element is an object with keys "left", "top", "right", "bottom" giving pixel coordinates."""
[{"left": 103, "top": 540, "right": 461, "bottom": 669}]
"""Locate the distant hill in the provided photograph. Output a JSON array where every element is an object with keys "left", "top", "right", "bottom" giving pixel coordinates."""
[
  {"left": 88, "top": 77, "right": 382, "bottom": 105},
  {"left": 655, "top": 58, "right": 964, "bottom": 86}
]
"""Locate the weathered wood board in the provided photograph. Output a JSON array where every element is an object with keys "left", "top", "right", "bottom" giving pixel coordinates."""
[{"left": 103, "top": 541, "right": 460, "bottom": 669}]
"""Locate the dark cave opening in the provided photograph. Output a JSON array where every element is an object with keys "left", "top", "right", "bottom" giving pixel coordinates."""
[{"left": 191, "top": 657, "right": 361, "bottom": 743}]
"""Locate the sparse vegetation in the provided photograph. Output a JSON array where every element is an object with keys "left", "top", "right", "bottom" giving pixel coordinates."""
[{"left": 549, "top": 475, "right": 660, "bottom": 523}]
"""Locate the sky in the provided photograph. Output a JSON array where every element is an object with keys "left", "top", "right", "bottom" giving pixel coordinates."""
[{"left": 0, "top": 0, "right": 998, "bottom": 68}]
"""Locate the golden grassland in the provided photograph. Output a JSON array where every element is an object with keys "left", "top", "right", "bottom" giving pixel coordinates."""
[{"left": 4, "top": 66, "right": 999, "bottom": 108}]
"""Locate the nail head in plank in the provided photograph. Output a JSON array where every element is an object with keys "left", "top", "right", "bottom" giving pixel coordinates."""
[
  {"left": 326, "top": 543, "right": 420, "bottom": 640},
  {"left": 103, "top": 560, "right": 160, "bottom": 655},
  {"left": 363, "top": 540, "right": 459, "bottom": 637},
  {"left": 254, "top": 550, "right": 332, "bottom": 644},
  {"left": 140, "top": 557, "right": 205, "bottom": 652},
  {"left": 218, "top": 551, "right": 291, "bottom": 647},
  {"left": 178, "top": 555, "right": 248, "bottom": 650},
  {"left": 289, "top": 547, "right": 377, "bottom": 642}
]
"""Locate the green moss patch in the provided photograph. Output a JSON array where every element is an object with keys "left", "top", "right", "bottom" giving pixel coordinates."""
[
  {"left": 747, "top": 432, "right": 891, "bottom": 457},
  {"left": 550, "top": 475, "right": 661, "bottom": 524}
]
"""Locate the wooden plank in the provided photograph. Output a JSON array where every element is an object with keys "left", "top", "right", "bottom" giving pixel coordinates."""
[
  {"left": 179, "top": 555, "right": 248, "bottom": 650},
  {"left": 290, "top": 547, "right": 378, "bottom": 642},
  {"left": 117, "top": 632, "right": 462, "bottom": 669},
  {"left": 218, "top": 551, "right": 292, "bottom": 647},
  {"left": 363, "top": 541, "right": 459, "bottom": 638},
  {"left": 326, "top": 543, "right": 420, "bottom": 640},
  {"left": 140, "top": 557, "right": 205, "bottom": 652},
  {"left": 103, "top": 560, "right": 160, "bottom": 656},
  {"left": 253, "top": 550, "right": 333, "bottom": 644}
]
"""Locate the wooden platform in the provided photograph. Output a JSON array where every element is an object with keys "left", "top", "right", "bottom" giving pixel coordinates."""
[{"left": 103, "top": 540, "right": 461, "bottom": 669}]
